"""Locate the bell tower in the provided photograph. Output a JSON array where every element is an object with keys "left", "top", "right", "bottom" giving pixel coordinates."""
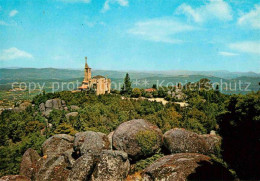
[{"left": 83, "top": 56, "right": 91, "bottom": 82}]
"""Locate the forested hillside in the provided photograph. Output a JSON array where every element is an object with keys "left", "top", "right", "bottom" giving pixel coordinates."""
[{"left": 0, "top": 89, "right": 259, "bottom": 180}]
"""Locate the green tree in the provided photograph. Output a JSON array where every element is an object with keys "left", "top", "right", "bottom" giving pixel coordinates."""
[
  {"left": 218, "top": 92, "right": 260, "bottom": 179},
  {"left": 121, "top": 73, "right": 132, "bottom": 95},
  {"left": 132, "top": 88, "right": 142, "bottom": 98},
  {"left": 152, "top": 84, "right": 157, "bottom": 89}
]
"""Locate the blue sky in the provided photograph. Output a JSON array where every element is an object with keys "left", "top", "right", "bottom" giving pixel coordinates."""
[{"left": 0, "top": 0, "right": 259, "bottom": 72}]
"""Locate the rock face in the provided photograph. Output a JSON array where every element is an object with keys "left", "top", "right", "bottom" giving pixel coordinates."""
[
  {"left": 42, "top": 134, "right": 74, "bottom": 157},
  {"left": 73, "top": 131, "right": 110, "bottom": 156},
  {"left": 20, "top": 149, "right": 41, "bottom": 180},
  {"left": 107, "top": 131, "right": 114, "bottom": 150},
  {"left": 91, "top": 150, "right": 130, "bottom": 181},
  {"left": 142, "top": 153, "right": 234, "bottom": 181},
  {"left": 67, "top": 154, "right": 95, "bottom": 181},
  {"left": 0, "top": 175, "right": 31, "bottom": 181},
  {"left": 113, "top": 119, "right": 163, "bottom": 160},
  {"left": 35, "top": 156, "right": 70, "bottom": 181},
  {"left": 163, "top": 128, "right": 220, "bottom": 155}
]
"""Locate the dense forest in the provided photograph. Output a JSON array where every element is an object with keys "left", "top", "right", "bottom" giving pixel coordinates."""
[{"left": 0, "top": 77, "right": 259, "bottom": 180}]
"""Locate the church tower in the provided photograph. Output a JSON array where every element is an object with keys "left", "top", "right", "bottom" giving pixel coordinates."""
[{"left": 83, "top": 56, "right": 91, "bottom": 83}]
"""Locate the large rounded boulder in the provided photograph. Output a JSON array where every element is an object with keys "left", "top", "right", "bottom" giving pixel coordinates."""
[
  {"left": 142, "top": 153, "right": 234, "bottom": 181},
  {"left": 112, "top": 119, "right": 163, "bottom": 160},
  {"left": 73, "top": 131, "right": 110, "bottom": 156},
  {"left": 163, "top": 128, "right": 220, "bottom": 155},
  {"left": 42, "top": 134, "right": 74, "bottom": 157}
]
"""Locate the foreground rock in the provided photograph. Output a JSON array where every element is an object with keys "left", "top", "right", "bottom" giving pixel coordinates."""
[
  {"left": 67, "top": 154, "right": 96, "bottom": 181},
  {"left": 20, "top": 149, "right": 41, "bottom": 180},
  {"left": 35, "top": 156, "right": 70, "bottom": 181},
  {"left": 42, "top": 134, "right": 74, "bottom": 157},
  {"left": 91, "top": 150, "right": 130, "bottom": 181},
  {"left": 163, "top": 128, "right": 220, "bottom": 155},
  {"left": 107, "top": 131, "right": 114, "bottom": 150},
  {"left": 73, "top": 131, "right": 110, "bottom": 156},
  {"left": 113, "top": 119, "right": 163, "bottom": 160},
  {"left": 142, "top": 153, "right": 234, "bottom": 181},
  {"left": 0, "top": 175, "right": 31, "bottom": 181}
]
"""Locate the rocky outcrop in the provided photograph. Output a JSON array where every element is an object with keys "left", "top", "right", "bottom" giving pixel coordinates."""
[
  {"left": 20, "top": 149, "right": 41, "bottom": 180},
  {"left": 42, "top": 134, "right": 74, "bottom": 157},
  {"left": 39, "top": 99, "right": 66, "bottom": 117},
  {"left": 2, "top": 126, "right": 228, "bottom": 181},
  {"left": 45, "top": 99, "right": 62, "bottom": 110},
  {"left": 163, "top": 128, "right": 220, "bottom": 155},
  {"left": 113, "top": 119, "right": 163, "bottom": 160},
  {"left": 65, "top": 112, "right": 78, "bottom": 120},
  {"left": 91, "top": 150, "right": 130, "bottom": 181},
  {"left": 0, "top": 175, "right": 31, "bottom": 181},
  {"left": 73, "top": 131, "right": 110, "bottom": 156},
  {"left": 13, "top": 102, "right": 32, "bottom": 113},
  {"left": 142, "top": 153, "right": 234, "bottom": 181}
]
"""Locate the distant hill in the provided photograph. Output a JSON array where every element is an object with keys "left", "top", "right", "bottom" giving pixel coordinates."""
[
  {"left": 0, "top": 68, "right": 163, "bottom": 81},
  {"left": 0, "top": 68, "right": 259, "bottom": 80},
  {"left": 144, "top": 70, "right": 260, "bottom": 79}
]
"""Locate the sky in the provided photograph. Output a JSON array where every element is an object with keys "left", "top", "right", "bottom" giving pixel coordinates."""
[{"left": 0, "top": 0, "right": 259, "bottom": 72}]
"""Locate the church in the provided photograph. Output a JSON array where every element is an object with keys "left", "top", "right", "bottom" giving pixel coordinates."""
[{"left": 79, "top": 57, "right": 111, "bottom": 95}]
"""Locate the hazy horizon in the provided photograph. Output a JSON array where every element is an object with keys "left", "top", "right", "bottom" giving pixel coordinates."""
[{"left": 1, "top": 66, "right": 260, "bottom": 74}]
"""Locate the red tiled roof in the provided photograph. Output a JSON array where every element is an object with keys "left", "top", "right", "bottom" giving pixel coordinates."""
[{"left": 144, "top": 88, "right": 156, "bottom": 92}]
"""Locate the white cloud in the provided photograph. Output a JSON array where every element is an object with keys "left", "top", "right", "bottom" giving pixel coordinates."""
[
  {"left": 238, "top": 5, "right": 260, "bottom": 29},
  {"left": 229, "top": 41, "right": 260, "bottom": 54},
  {"left": 219, "top": 51, "right": 239, "bottom": 56},
  {"left": 101, "top": 0, "right": 128, "bottom": 13},
  {"left": 57, "top": 0, "right": 91, "bottom": 3},
  {"left": 0, "top": 47, "right": 33, "bottom": 61},
  {"left": 9, "top": 10, "right": 18, "bottom": 17},
  {"left": 176, "top": 0, "right": 232, "bottom": 23},
  {"left": 128, "top": 18, "right": 195, "bottom": 43}
]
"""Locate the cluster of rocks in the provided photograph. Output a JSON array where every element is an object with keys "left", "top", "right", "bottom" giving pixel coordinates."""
[
  {"left": 0, "top": 119, "right": 234, "bottom": 181},
  {"left": 39, "top": 99, "right": 67, "bottom": 117},
  {"left": 38, "top": 99, "right": 80, "bottom": 120}
]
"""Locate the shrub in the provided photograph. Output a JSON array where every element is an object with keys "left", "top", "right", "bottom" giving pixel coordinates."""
[
  {"left": 133, "top": 152, "right": 164, "bottom": 172},
  {"left": 136, "top": 130, "right": 159, "bottom": 156},
  {"left": 132, "top": 88, "right": 142, "bottom": 98}
]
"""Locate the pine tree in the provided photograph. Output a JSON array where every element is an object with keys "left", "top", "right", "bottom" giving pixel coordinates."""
[{"left": 121, "top": 73, "right": 132, "bottom": 95}]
